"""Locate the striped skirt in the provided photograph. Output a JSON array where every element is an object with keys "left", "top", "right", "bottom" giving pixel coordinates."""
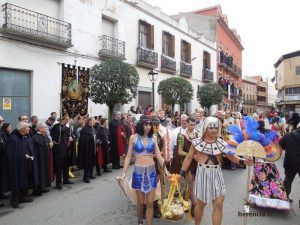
[{"left": 194, "top": 164, "right": 226, "bottom": 203}]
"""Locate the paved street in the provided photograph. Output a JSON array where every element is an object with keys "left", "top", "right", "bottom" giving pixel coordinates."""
[{"left": 1, "top": 154, "right": 300, "bottom": 225}]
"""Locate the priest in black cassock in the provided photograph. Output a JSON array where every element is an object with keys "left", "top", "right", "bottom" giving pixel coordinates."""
[
  {"left": 32, "top": 123, "right": 51, "bottom": 195},
  {"left": 78, "top": 117, "right": 97, "bottom": 183},
  {"left": 6, "top": 122, "right": 39, "bottom": 208},
  {"left": 109, "top": 111, "right": 122, "bottom": 169},
  {"left": 51, "top": 115, "right": 74, "bottom": 189}
]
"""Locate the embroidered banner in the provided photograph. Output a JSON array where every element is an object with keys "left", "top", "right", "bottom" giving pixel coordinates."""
[{"left": 61, "top": 64, "right": 89, "bottom": 118}]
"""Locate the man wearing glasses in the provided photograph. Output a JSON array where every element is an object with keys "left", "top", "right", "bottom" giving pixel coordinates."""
[{"left": 180, "top": 117, "right": 253, "bottom": 225}]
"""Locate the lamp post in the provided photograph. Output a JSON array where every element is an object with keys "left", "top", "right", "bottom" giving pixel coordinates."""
[{"left": 148, "top": 69, "right": 158, "bottom": 109}]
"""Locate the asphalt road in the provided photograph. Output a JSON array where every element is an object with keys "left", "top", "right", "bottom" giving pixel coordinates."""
[{"left": 1, "top": 154, "right": 300, "bottom": 225}]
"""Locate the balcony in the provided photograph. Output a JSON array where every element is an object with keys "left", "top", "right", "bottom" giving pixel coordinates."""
[
  {"left": 257, "top": 100, "right": 267, "bottom": 106},
  {"left": 136, "top": 47, "right": 158, "bottom": 69},
  {"left": 180, "top": 61, "right": 192, "bottom": 77},
  {"left": 2, "top": 3, "right": 72, "bottom": 47},
  {"left": 257, "top": 91, "right": 267, "bottom": 96},
  {"left": 218, "top": 51, "right": 242, "bottom": 77},
  {"left": 161, "top": 55, "right": 176, "bottom": 74},
  {"left": 99, "top": 35, "right": 125, "bottom": 60},
  {"left": 202, "top": 68, "right": 214, "bottom": 82}
]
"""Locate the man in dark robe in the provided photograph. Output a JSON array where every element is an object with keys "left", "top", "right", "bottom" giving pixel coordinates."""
[
  {"left": 78, "top": 117, "right": 97, "bottom": 183},
  {"left": 96, "top": 118, "right": 112, "bottom": 174},
  {"left": 0, "top": 121, "right": 10, "bottom": 206},
  {"left": 109, "top": 111, "right": 123, "bottom": 169},
  {"left": 51, "top": 115, "right": 73, "bottom": 189},
  {"left": 6, "top": 122, "right": 39, "bottom": 208},
  {"left": 32, "top": 123, "right": 51, "bottom": 195}
]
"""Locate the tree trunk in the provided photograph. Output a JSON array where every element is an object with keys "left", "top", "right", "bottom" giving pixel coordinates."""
[
  {"left": 172, "top": 103, "right": 175, "bottom": 114},
  {"left": 108, "top": 105, "right": 114, "bottom": 121}
]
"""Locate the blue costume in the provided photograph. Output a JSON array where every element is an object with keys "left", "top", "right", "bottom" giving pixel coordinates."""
[{"left": 132, "top": 136, "right": 157, "bottom": 193}]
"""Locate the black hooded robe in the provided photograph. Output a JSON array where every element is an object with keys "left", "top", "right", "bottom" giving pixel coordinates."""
[
  {"left": 32, "top": 133, "right": 51, "bottom": 190},
  {"left": 78, "top": 125, "right": 97, "bottom": 174},
  {"left": 5, "top": 131, "right": 39, "bottom": 193}
]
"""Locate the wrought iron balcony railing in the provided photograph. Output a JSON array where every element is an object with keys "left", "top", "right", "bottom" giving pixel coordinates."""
[
  {"left": 161, "top": 55, "right": 176, "bottom": 73},
  {"left": 2, "top": 3, "right": 72, "bottom": 47},
  {"left": 202, "top": 68, "right": 214, "bottom": 82},
  {"left": 99, "top": 35, "right": 125, "bottom": 60},
  {"left": 180, "top": 61, "right": 192, "bottom": 77},
  {"left": 218, "top": 50, "right": 242, "bottom": 77},
  {"left": 136, "top": 47, "right": 158, "bottom": 68}
]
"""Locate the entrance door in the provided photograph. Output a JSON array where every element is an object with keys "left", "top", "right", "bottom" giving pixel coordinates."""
[
  {"left": 138, "top": 91, "right": 151, "bottom": 112},
  {"left": 0, "top": 69, "right": 31, "bottom": 127}
]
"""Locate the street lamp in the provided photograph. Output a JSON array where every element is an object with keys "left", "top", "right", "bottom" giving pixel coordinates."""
[{"left": 148, "top": 69, "right": 158, "bottom": 109}]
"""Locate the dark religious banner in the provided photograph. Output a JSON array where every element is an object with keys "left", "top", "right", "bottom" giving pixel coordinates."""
[{"left": 61, "top": 64, "right": 89, "bottom": 118}]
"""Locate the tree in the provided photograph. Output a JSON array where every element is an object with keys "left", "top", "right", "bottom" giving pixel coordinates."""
[
  {"left": 197, "top": 83, "right": 223, "bottom": 111},
  {"left": 90, "top": 59, "right": 139, "bottom": 119},
  {"left": 157, "top": 77, "right": 194, "bottom": 112}
]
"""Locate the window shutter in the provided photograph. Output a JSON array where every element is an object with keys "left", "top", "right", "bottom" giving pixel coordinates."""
[
  {"left": 171, "top": 35, "right": 175, "bottom": 58},
  {"left": 148, "top": 25, "right": 154, "bottom": 50},
  {"left": 208, "top": 52, "right": 211, "bottom": 69},
  {"left": 138, "top": 19, "right": 142, "bottom": 46},
  {"left": 162, "top": 31, "right": 165, "bottom": 55},
  {"left": 187, "top": 42, "right": 191, "bottom": 63}
]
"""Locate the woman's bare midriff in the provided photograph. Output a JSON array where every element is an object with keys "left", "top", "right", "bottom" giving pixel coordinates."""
[
  {"left": 135, "top": 155, "right": 155, "bottom": 167},
  {"left": 195, "top": 151, "right": 222, "bottom": 165}
]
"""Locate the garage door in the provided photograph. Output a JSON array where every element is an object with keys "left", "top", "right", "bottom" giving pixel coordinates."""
[{"left": 0, "top": 69, "right": 31, "bottom": 127}]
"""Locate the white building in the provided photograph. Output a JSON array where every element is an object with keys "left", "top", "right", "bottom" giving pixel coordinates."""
[
  {"left": 0, "top": 0, "right": 217, "bottom": 125},
  {"left": 267, "top": 77, "right": 277, "bottom": 111}
]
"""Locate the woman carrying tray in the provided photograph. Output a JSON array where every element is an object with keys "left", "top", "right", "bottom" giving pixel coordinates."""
[
  {"left": 179, "top": 117, "right": 253, "bottom": 225},
  {"left": 121, "top": 115, "right": 170, "bottom": 225}
]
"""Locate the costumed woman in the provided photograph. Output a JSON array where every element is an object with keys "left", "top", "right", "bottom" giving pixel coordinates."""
[
  {"left": 121, "top": 116, "right": 170, "bottom": 225},
  {"left": 177, "top": 116, "right": 199, "bottom": 217},
  {"left": 180, "top": 117, "right": 253, "bottom": 225},
  {"left": 226, "top": 116, "right": 290, "bottom": 210}
]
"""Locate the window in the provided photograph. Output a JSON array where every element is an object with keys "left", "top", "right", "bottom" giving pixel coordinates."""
[
  {"left": 181, "top": 40, "right": 191, "bottom": 63},
  {"left": 162, "top": 31, "right": 175, "bottom": 57},
  {"left": 296, "top": 66, "right": 300, "bottom": 75},
  {"left": 139, "top": 20, "right": 154, "bottom": 49},
  {"left": 203, "top": 51, "right": 211, "bottom": 69}
]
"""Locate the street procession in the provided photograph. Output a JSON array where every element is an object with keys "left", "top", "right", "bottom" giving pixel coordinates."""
[{"left": 1, "top": 0, "right": 300, "bottom": 225}]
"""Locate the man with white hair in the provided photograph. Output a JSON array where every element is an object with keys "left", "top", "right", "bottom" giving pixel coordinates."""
[
  {"left": 180, "top": 117, "right": 253, "bottom": 225},
  {"left": 6, "top": 122, "right": 39, "bottom": 208},
  {"left": 32, "top": 123, "right": 51, "bottom": 195},
  {"left": 170, "top": 114, "right": 188, "bottom": 173}
]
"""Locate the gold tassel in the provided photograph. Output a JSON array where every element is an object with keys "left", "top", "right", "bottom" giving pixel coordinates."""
[{"left": 69, "top": 167, "right": 75, "bottom": 178}]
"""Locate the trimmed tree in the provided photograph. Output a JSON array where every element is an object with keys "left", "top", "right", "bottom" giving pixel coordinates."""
[
  {"left": 157, "top": 77, "right": 194, "bottom": 112},
  {"left": 197, "top": 83, "right": 223, "bottom": 112},
  {"left": 90, "top": 59, "right": 139, "bottom": 119}
]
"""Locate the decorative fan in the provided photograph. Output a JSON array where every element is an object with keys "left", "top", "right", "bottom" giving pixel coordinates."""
[{"left": 235, "top": 140, "right": 266, "bottom": 159}]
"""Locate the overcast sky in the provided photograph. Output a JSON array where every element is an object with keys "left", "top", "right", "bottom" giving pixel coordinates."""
[{"left": 144, "top": 0, "right": 300, "bottom": 79}]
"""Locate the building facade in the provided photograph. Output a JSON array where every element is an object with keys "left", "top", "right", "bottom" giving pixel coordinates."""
[
  {"left": 242, "top": 77, "right": 257, "bottom": 115},
  {"left": 192, "top": 5, "right": 243, "bottom": 112},
  {"left": 267, "top": 77, "right": 277, "bottom": 112},
  {"left": 0, "top": 0, "right": 217, "bottom": 124},
  {"left": 274, "top": 50, "right": 300, "bottom": 113},
  {"left": 250, "top": 75, "right": 268, "bottom": 113}
]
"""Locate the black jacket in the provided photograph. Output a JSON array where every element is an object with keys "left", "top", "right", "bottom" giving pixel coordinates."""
[{"left": 279, "top": 128, "right": 300, "bottom": 170}]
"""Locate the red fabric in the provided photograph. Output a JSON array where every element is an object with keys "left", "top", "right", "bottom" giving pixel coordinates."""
[
  {"left": 49, "top": 147, "right": 54, "bottom": 182},
  {"left": 117, "top": 126, "right": 126, "bottom": 156},
  {"left": 97, "top": 144, "right": 104, "bottom": 166}
]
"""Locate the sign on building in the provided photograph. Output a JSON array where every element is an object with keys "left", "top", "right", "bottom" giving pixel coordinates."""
[{"left": 3, "top": 98, "right": 11, "bottom": 110}]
